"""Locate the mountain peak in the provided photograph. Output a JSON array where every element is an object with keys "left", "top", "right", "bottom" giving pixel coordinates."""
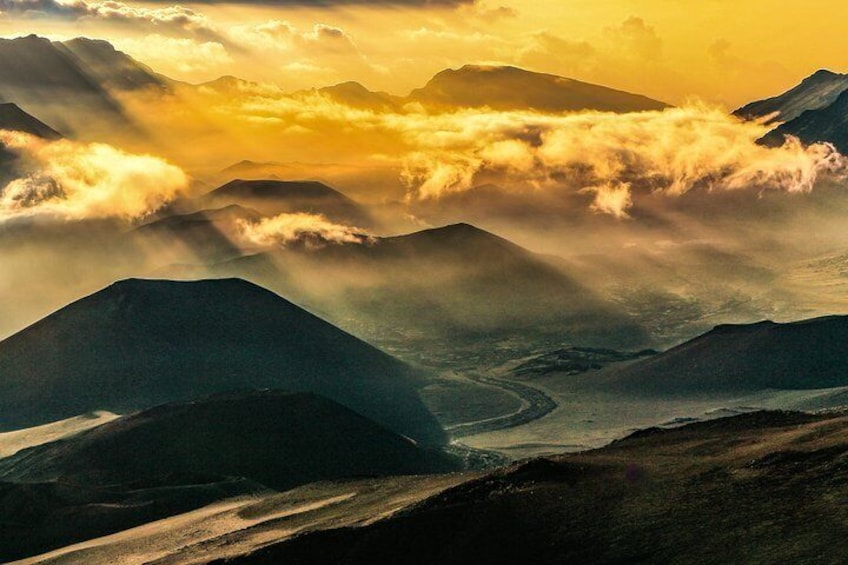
[
  {"left": 806, "top": 69, "right": 842, "bottom": 81},
  {"left": 735, "top": 69, "right": 848, "bottom": 124},
  {"left": 0, "top": 277, "right": 443, "bottom": 443},
  {"left": 410, "top": 64, "right": 668, "bottom": 113}
]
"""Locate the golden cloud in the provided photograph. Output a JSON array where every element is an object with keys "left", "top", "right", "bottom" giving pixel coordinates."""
[
  {"left": 237, "top": 212, "right": 369, "bottom": 248},
  {"left": 0, "top": 130, "right": 188, "bottom": 220}
]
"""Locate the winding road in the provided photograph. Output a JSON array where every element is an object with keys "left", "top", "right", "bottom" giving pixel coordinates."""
[{"left": 446, "top": 373, "right": 559, "bottom": 439}]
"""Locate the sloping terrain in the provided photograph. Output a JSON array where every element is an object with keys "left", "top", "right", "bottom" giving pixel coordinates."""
[
  {"left": 0, "top": 35, "right": 139, "bottom": 137},
  {"left": 0, "top": 390, "right": 452, "bottom": 488},
  {"left": 580, "top": 316, "right": 848, "bottom": 395},
  {"left": 0, "top": 391, "right": 455, "bottom": 562},
  {"left": 0, "top": 476, "right": 264, "bottom": 563},
  {"left": 196, "top": 223, "right": 648, "bottom": 361},
  {"left": 760, "top": 88, "right": 848, "bottom": 152},
  {"left": 133, "top": 205, "right": 262, "bottom": 263},
  {"left": 0, "top": 278, "right": 444, "bottom": 444},
  {"left": 0, "top": 103, "right": 62, "bottom": 139},
  {"left": 209, "top": 411, "right": 848, "bottom": 565},
  {"left": 203, "top": 179, "right": 373, "bottom": 227},
  {"left": 23, "top": 410, "right": 848, "bottom": 565}
]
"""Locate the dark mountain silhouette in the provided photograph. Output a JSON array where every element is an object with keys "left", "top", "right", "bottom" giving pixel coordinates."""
[
  {"left": 0, "top": 390, "right": 453, "bottom": 489},
  {"left": 583, "top": 315, "right": 848, "bottom": 395},
  {"left": 734, "top": 69, "right": 848, "bottom": 124},
  {"left": 0, "top": 103, "right": 62, "bottom": 139},
  {"left": 759, "top": 88, "right": 848, "bottom": 152},
  {"left": 0, "top": 278, "right": 444, "bottom": 444},
  {"left": 407, "top": 65, "right": 669, "bottom": 112},
  {"left": 205, "top": 178, "right": 373, "bottom": 227}
]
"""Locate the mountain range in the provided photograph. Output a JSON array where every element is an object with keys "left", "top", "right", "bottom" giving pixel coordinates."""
[
  {"left": 0, "top": 35, "right": 670, "bottom": 147},
  {"left": 0, "top": 35, "right": 154, "bottom": 137}
]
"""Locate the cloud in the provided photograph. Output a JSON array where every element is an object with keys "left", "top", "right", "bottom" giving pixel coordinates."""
[
  {"left": 114, "top": 34, "right": 231, "bottom": 74},
  {"left": 604, "top": 16, "right": 662, "bottom": 62},
  {"left": 237, "top": 212, "right": 369, "bottom": 248},
  {"left": 227, "top": 19, "right": 385, "bottom": 87},
  {"left": 234, "top": 20, "right": 357, "bottom": 51},
  {"left": 0, "top": 130, "right": 188, "bottom": 220},
  {"left": 126, "top": 71, "right": 846, "bottom": 220},
  {"left": 397, "top": 105, "right": 848, "bottom": 217},
  {"left": 0, "top": 0, "right": 223, "bottom": 42}
]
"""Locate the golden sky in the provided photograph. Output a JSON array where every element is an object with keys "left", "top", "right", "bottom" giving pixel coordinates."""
[{"left": 2, "top": 0, "right": 848, "bottom": 107}]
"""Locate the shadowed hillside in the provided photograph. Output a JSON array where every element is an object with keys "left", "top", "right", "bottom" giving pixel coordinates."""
[
  {"left": 0, "top": 390, "right": 453, "bottom": 489},
  {"left": 0, "top": 103, "right": 61, "bottom": 139},
  {"left": 0, "top": 278, "right": 444, "bottom": 444},
  {"left": 0, "top": 35, "right": 140, "bottom": 137},
  {"left": 212, "top": 411, "right": 848, "bottom": 565},
  {"left": 202, "top": 223, "right": 648, "bottom": 360},
  {"left": 581, "top": 316, "right": 848, "bottom": 394}
]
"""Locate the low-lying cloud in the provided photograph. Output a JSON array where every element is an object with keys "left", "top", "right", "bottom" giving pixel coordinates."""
[
  {"left": 0, "top": 130, "right": 188, "bottom": 220},
  {"left": 398, "top": 105, "right": 847, "bottom": 217},
  {"left": 237, "top": 212, "right": 369, "bottom": 248}
]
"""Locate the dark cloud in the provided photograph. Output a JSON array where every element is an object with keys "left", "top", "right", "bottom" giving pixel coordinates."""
[{"left": 0, "top": 0, "right": 225, "bottom": 43}]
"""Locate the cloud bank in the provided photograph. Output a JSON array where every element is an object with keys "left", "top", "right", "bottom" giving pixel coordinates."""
[
  {"left": 0, "top": 130, "right": 188, "bottom": 220},
  {"left": 397, "top": 106, "right": 847, "bottom": 217}
]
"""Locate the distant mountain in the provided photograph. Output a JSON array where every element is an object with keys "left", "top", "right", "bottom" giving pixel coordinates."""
[
  {"left": 759, "top": 88, "right": 848, "bottom": 152},
  {"left": 0, "top": 390, "right": 452, "bottom": 489},
  {"left": 133, "top": 205, "right": 263, "bottom": 263},
  {"left": 0, "top": 278, "right": 444, "bottom": 444},
  {"left": 0, "top": 35, "right": 150, "bottom": 137},
  {"left": 584, "top": 315, "right": 848, "bottom": 394},
  {"left": 205, "top": 223, "right": 648, "bottom": 356},
  {"left": 0, "top": 103, "right": 61, "bottom": 139},
  {"left": 205, "top": 179, "right": 373, "bottom": 227},
  {"left": 317, "top": 81, "right": 401, "bottom": 110},
  {"left": 734, "top": 69, "right": 848, "bottom": 124},
  {"left": 407, "top": 65, "right": 669, "bottom": 113}
]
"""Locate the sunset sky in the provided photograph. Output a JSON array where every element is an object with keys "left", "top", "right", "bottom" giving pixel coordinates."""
[{"left": 1, "top": 0, "right": 847, "bottom": 107}]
